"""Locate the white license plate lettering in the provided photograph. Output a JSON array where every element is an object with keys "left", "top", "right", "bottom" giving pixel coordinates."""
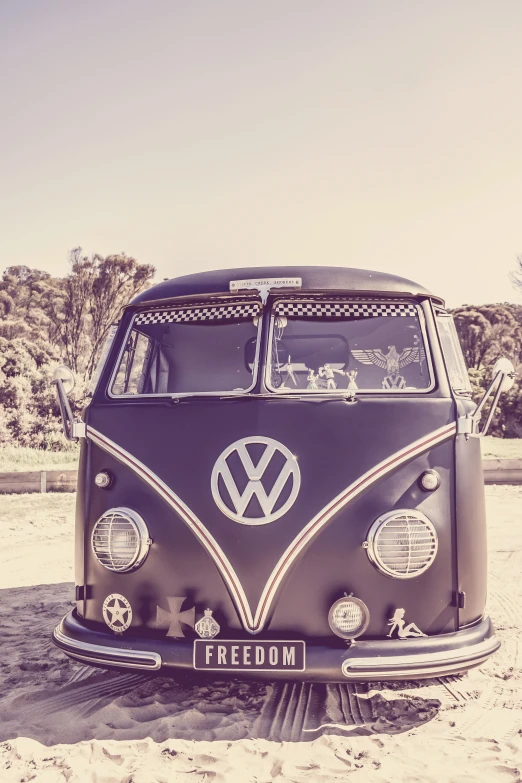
[{"left": 194, "top": 640, "right": 305, "bottom": 671}]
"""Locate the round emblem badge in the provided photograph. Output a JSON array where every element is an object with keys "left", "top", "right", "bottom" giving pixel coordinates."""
[
  {"left": 211, "top": 436, "right": 301, "bottom": 525},
  {"left": 102, "top": 593, "right": 133, "bottom": 632}
]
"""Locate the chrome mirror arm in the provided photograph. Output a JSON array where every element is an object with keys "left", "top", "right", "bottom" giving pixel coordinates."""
[
  {"left": 478, "top": 374, "right": 505, "bottom": 437},
  {"left": 53, "top": 378, "right": 85, "bottom": 441},
  {"left": 53, "top": 378, "right": 75, "bottom": 441},
  {"left": 461, "top": 366, "right": 517, "bottom": 438}
]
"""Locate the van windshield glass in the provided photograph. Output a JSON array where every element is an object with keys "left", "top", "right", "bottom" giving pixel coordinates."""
[
  {"left": 268, "top": 300, "right": 431, "bottom": 393},
  {"left": 111, "top": 301, "right": 261, "bottom": 396}
]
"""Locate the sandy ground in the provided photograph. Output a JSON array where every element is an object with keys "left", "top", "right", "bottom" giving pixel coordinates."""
[{"left": 1, "top": 486, "right": 522, "bottom": 782}]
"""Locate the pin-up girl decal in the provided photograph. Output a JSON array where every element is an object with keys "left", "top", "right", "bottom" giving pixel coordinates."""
[{"left": 387, "top": 608, "right": 427, "bottom": 639}]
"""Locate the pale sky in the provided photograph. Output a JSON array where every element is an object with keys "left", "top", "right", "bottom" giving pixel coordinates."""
[{"left": 1, "top": 0, "right": 521, "bottom": 308}]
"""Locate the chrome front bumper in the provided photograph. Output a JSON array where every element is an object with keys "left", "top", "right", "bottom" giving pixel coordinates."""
[{"left": 53, "top": 611, "right": 500, "bottom": 682}]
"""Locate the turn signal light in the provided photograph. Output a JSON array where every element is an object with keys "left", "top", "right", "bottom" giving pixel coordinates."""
[
  {"left": 419, "top": 470, "right": 441, "bottom": 492},
  {"left": 95, "top": 470, "right": 113, "bottom": 489}
]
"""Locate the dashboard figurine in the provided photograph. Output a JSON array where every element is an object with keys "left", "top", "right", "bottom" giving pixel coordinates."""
[{"left": 318, "top": 363, "right": 345, "bottom": 390}]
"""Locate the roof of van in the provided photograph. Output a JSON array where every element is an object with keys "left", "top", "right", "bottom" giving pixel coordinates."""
[{"left": 131, "top": 266, "right": 444, "bottom": 306}]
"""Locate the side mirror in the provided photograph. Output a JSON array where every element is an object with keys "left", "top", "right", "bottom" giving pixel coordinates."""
[
  {"left": 470, "top": 356, "right": 517, "bottom": 437},
  {"left": 491, "top": 357, "right": 516, "bottom": 393},
  {"left": 52, "top": 365, "right": 84, "bottom": 440},
  {"left": 53, "top": 365, "right": 75, "bottom": 395}
]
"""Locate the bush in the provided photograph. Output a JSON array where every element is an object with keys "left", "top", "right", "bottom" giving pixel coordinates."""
[{"left": 0, "top": 336, "right": 86, "bottom": 450}]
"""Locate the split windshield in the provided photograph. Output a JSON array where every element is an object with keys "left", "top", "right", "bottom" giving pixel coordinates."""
[
  {"left": 109, "top": 297, "right": 432, "bottom": 397},
  {"left": 111, "top": 300, "right": 261, "bottom": 396},
  {"left": 267, "top": 300, "right": 432, "bottom": 393}
]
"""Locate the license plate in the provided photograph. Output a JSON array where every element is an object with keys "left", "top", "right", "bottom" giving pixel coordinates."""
[{"left": 193, "top": 640, "right": 306, "bottom": 672}]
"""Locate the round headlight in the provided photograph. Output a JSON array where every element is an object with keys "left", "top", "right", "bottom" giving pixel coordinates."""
[
  {"left": 364, "top": 509, "right": 438, "bottom": 579},
  {"left": 328, "top": 596, "right": 370, "bottom": 640},
  {"left": 91, "top": 508, "right": 151, "bottom": 573}
]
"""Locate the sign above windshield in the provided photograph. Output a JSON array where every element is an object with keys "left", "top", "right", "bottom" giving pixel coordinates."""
[{"left": 230, "top": 277, "right": 302, "bottom": 303}]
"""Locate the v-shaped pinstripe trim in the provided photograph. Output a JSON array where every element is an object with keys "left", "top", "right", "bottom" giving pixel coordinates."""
[
  {"left": 86, "top": 422, "right": 456, "bottom": 635},
  {"left": 87, "top": 427, "right": 255, "bottom": 631}
]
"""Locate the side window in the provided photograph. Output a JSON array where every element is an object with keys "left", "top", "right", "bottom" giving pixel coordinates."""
[
  {"left": 112, "top": 332, "right": 156, "bottom": 395},
  {"left": 436, "top": 311, "right": 472, "bottom": 393}
]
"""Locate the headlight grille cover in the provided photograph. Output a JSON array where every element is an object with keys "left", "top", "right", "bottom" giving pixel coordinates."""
[
  {"left": 91, "top": 508, "right": 150, "bottom": 572},
  {"left": 365, "top": 509, "right": 438, "bottom": 578}
]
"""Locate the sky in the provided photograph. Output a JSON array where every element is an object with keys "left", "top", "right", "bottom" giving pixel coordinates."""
[{"left": 1, "top": 0, "right": 521, "bottom": 308}]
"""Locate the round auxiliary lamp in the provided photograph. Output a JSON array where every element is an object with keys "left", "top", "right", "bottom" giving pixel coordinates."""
[{"left": 328, "top": 594, "right": 370, "bottom": 642}]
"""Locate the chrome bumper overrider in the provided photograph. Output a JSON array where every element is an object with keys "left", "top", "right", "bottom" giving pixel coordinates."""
[
  {"left": 341, "top": 636, "right": 499, "bottom": 679},
  {"left": 53, "top": 627, "right": 162, "bottom": 670},
  {"left": 53, "top": 611, "right": 500, "bottom": 681}
]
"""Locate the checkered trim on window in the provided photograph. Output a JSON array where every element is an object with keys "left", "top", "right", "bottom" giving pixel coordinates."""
[
  {"left": 135, "top": 301, "right": 261, "bottom": 325},
  {"left": 274, "top": 301, "right": 417, "bottom": 318}
]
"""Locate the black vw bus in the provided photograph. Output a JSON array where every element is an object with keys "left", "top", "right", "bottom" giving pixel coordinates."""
[{"left": 52, "top": 266, "right": 512, "bottom": 681}]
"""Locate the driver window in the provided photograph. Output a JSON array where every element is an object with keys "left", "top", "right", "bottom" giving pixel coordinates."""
[{"left": 111, "top": 301, "right": 261, "bottom": 396}]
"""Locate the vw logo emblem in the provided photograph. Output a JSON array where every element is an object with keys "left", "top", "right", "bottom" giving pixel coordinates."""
[{"left": 211, "top": 436, "right": 301, "bottom": 525}]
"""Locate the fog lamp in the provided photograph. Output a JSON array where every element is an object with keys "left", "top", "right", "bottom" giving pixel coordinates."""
[{"left": 328, "top": 596, "right": 370, "bottom": 640}]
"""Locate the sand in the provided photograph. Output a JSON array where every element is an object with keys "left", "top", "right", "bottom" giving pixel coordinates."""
[{"left": 1, "top": 486, "right": 522, "bottom": 782}]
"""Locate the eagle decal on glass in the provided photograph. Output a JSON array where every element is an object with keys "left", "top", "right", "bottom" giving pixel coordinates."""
[{"left": 351, "top": 344, "right": 421, "bottom": 389}]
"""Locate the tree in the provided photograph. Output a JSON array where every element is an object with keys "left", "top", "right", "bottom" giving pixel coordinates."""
[
  {"left": 0, "top": 266, "right": 61, "bottom": 343},
  {"left": 48, "top": 248, "right": 155, "bottom": 377},
  {"left": 0, "top": 251, "right": 155, "bottom": 448},
  {"left": 47, "top": 248, "right": 96, "bottom": 373},
  {"left": 86, "top": 252, "right": 155, "bottom": 378},
  {"left": 511, "top": 254, "right": 522, "bottom": 293},
  {"left": 452, "top": 304, "right": 522, "bottom": 369},
  {"left": 0, "top": 336, "right": 83, "bottom": 449}
]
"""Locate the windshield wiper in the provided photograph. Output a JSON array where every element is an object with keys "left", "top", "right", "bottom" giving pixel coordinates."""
[
  {"left": 222, "top": 391, "right": 358, "bottom": 403},
  {"left": 169, "top": 391, "right": 358, "bottom": 403}
]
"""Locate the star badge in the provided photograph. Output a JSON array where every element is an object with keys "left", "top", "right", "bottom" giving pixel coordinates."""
[{"left": 102, "top": 593, "right": 133, "bottom": 633}]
